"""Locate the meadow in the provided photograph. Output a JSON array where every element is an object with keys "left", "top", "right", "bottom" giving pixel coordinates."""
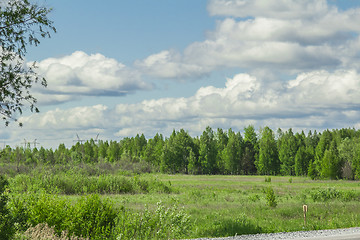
[
  {"left": 2, "top": 163, "right": 360, "bottom": 239},
  {"left": 107, "top": 174, "right": 360, "bottom": 237}
]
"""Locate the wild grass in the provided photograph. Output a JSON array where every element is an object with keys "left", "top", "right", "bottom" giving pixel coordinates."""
[
  {"left": 107, "top": 175, "right": 360, "bottom": 238},
  {"left": 5, "top": 171, "right": 360, "bottom": 239},
  {"left": 9, "top": 171, "right": 172, "bottom": 195}
]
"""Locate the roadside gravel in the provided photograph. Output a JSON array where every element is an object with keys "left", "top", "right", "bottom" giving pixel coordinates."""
[{"left": 189, "top": 227, "right": 360, "bottom": 240}]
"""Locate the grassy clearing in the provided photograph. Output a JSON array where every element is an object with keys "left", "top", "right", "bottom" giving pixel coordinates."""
[
  {"left": 6, "top": 173, "right": 360, "bottom": 239},
  {"left": 104, "top": 175, "right": 360, "bottom": 238}
]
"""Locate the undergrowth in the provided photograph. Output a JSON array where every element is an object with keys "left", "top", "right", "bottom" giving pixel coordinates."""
[{"left": 10, "top": 172, "right": 172, "bottom": 195}]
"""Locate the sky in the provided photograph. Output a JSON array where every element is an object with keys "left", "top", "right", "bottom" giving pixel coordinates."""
[{"left": 2, "top": 0, "right": 360, "bottom": 149}]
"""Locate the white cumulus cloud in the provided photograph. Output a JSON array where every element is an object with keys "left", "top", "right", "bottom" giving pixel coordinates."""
[
  {"left": 32, "top": 51, "right": 152, "bottom": 105},
  {"left": 134, "top": 0, "right": 360, "bottom": 79},
  {"left": 11, "top": 69, "right": 360, "bottom": 148}
]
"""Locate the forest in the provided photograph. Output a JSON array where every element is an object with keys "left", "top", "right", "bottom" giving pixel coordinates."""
[{"left": 2, "top": 126, "right": 360, "bottom": 180}]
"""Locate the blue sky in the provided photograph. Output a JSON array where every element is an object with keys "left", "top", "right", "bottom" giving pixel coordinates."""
[{"left": 2, "top": 0, "right": 360, "bottom": 148}]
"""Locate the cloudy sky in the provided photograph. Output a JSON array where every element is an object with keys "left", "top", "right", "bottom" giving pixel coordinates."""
[{"left": 2, "top": 0, "right": 360, "bottom": 149}]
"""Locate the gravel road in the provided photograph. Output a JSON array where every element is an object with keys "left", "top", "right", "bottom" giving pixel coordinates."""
[{"left": 189, "top": 227, "right": 360, "bottom": 240}]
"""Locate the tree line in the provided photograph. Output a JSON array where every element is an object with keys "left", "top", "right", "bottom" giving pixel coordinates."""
[{"left": 1, "top": 126, "right": 360, "bottom": 179}]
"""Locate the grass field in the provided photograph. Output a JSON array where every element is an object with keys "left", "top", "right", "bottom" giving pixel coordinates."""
[
  {"left": 6, "top": 170, "right": 360, "bottom": 239},
  {"left": 93, "top": 174, "right": 360, "bottom": 238}
]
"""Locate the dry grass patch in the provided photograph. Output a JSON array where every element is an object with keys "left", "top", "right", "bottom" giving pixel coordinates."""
[{"left": 23, "top": 223, "right": 88, "bottom": 240}]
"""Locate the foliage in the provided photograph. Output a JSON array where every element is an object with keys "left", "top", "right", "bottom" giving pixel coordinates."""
[
  {"left": 200, "top": 213, "right": 262, "bottom": 237},
  {"left": 242, "top": 125, "right": 258, "bottom": 174},
  {"left": 264, "top": 177, "right": 271, "bottom": 182},
  {"left": 10, "top": 192, "right": 117, "bottom": 239},
  {"left": 278, "top": 128, "right": 297, "bottom": 176},
  {"left": 160, "top": 129, "right": 194, "bottom": 173},
  {"left": 69, "top": 194, "right": 117, "bottom": 239},
  {"left": 5, "top": 174, "right": 360, "bottom": 239},
  {"left": 199, "top": 126, "right": 218, "bottom": 174},
  {"left": 223, "top": 129, "right": 243, "bottom": 174},
  {"left": 265, "top": 187, "right": 277, "bottom": 208},
  {"left": 10, "top": 172, "right": 173, "bottom": 195},
  {"left": 0, "top": 0, "right": 56, "bottom": 125},
  {"left": 2, "top": 126, "right": 360, "bottom": 179},
  {"left": 257, "top": 127, "right": 280, "bottom": 175},
  {"left": 0, "top": 175, "right": 15, "bottom": 240},
  {"left": 114, "top": 201, "right": 192, "bottom": 240},
  {"left": 310, "top": 188, "right": 359, "bottom": 202}
]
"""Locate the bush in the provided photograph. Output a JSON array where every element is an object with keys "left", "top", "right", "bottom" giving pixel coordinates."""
[
  {"left": 201, "top": 214, "right": 262, "bottom": 237},
  {"left": 310, "top": 188, "right": 359, "bottom": 202},
  {"left": 265, "top": 187, "right": 277, "bottom": 208},
  {"left": 10, "top": 172, "right": 173, "bottom": 195},
  {"left": 20, "top": 192, "right": 69, "bottom": 235},
  {"left": 114, "top": 201, "right": 192, "bottom": 239},
  {"left": 10, "top": 192, "right": 117, "bottom": 239},
  {"left": 69, "top": 194, "right": 117, "bottom": 239},
  {"left": 0, "top": 175, "right": 15, "bottom": 240}
]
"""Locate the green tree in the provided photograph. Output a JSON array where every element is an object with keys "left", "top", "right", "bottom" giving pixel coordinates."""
[
  {"left": 215, "top": 128, "right": 228, "bottom": 174},
  {"left": 242, "top": 125, "right": 258, "bottom": 175},
  {"left": 278, "top": 128, "right": 298, "bottom": 176},
  {"left": 257, "top": 127, "right": 279, "bottom": 175},
  {"left": 338, "top": 137, "right": 355, "bottom": 179},
  {"left": 107, "top": 141, "right": 121, "bottom": 162},
  {"left": 132, "top": 133, "right": 147, "bottom": 159},
  {"left": 187, "top": 147, "right": 200, "bottom": 174},
  {"left": 97, "top": 140, "right": 109, "bottom": 161},
  {"left": 294, "top": 146, "right": 310, "bottom": 176},
  {"left": 160, "top": 129, "right": 195, "bottom": 173},
  {"left": 223, "top": 129, "right": 243, "bottom": 174},
  {"left": 314, "top": 130, "right": 332, "bottom": 175},
  {"left": 0, "top": 0, "right": 56, "bottom": 125},
  {"left": 199, "top": 126, "right": 218, "bottom": 174},
  {"left": 352, "top": 141, "right": 360, "bottom": 180},
  {"left": 321, "top": 140, "right": 343, "bottom": 179},
  {"left": 83, "top": 140, "right": 97, "bottom": 163},
  {"left": 143, "top": 133, "right": 164, "bottom": 166},
  {"left": 54, "top": 143, "right": 70, "bottom": 164}
]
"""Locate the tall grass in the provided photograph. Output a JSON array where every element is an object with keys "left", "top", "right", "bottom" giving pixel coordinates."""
[
  {"left": 5, "top": 172, "right": 360, "bottom": 239},
  {"left": 10, "top": 172, "right": 172, "bottom": 195},
  {"left": 8, "top": 191, "right": 192, "bottom": 240}
]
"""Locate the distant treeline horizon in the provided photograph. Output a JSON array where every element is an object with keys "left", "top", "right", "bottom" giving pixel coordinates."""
[{"left": 1, "top": 126, "right": 360, "bottom": 180}]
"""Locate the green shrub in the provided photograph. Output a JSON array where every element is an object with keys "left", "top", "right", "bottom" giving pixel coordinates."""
[
  {"left": 264, "top": 177, "right": 271, "bottom": 183},
  {"left": 146, "top": 178, "right": 172, "bottom": 194},
  {"left": 265, "top": 187, "right": 277, "bottom": 208},
  {"left": 201, "top": 214, "right": 262, "bottom": 237},
  {"left": 0, "top": 175, "right": 15, "bottom": 240},
  {"left": 248, "top": 194, "right": 260, "bottom": 202},
  {"left": 22, "top": 192, "right": 69, "bottom": 235},
  {"left": 114, "top": 201, "right": 192, "bottom": 239},
  {"left": 68, "top": 194, "right": 117, "bottom": 239},
  {"left": 10, "top": 192, "right": 117, "bottom": 239},
  {"left": 10, "top": 172, "right": 172, "bottom": 195},
  {"left": 310, "top": 188, "right": 359, "bottom": 202}
]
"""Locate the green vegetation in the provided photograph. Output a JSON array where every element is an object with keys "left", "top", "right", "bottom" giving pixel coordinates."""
[
  {"left": 0, "top": 0, "right": 56, "bottom": 125},
  {"left": 265, "top": 187, "right": 277, "bottom": 208},
  {"left": 0, "top": 175, "right": 15, "bottom": 240},
  {"left": 2, "top": 126, "right": 360, "bottom": 179},
  {"left": 1, "top": 170, "right": 360, "bottom": 239},
  {"left": 1, "top": 126, "right": 360, "bottom": 239}
]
